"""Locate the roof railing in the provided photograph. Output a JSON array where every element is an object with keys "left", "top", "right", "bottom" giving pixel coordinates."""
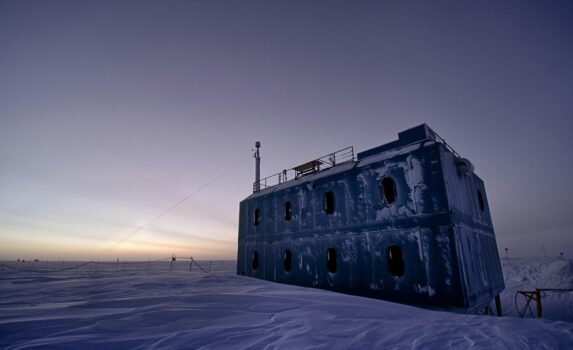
[
  {"left": 432, "top": 130, "right": 461, "bottom": 159},
  {"left": 253, "top": 146, "right": 355, "bottom": 193}
]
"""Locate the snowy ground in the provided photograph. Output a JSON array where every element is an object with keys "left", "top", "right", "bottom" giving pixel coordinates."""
[
  {"left": 499, "top": 257, "right": 573, "bottom": 322},
  {"left": 1, "top": 258, "right": 572, "bottom": 349}
]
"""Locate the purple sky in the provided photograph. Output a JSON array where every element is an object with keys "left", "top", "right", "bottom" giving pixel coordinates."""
[{"left": 1, "top": 0, "right": 572, "bottom": 260}]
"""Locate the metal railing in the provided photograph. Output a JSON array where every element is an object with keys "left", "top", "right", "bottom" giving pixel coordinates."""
[
  {"left": 432, "top": 130, "right": 461, "bottom": 158},
  {"left": 253, "top": 146, "right": 355, "bottom": 192}
]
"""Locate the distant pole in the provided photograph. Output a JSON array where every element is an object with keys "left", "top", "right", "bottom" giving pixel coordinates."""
[
  {"left": 254, "top": 141, "right": 261, "bottom": 192},
  {"left": 505, "top": 248, "right": 509, "bottom": 260},
  {"left": 542, "top": 244, "right": 547, "bottom": 258},
  {"left": 170, "top": 253, "right": 176, "bottom": 272}
]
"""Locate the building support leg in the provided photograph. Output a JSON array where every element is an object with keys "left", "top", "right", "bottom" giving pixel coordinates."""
[
  {"left": 495, "top": 294, "right": 502, "bottom": 316},
  {"left": 535, "top": 289, "right": 542, "bottom": 318}
]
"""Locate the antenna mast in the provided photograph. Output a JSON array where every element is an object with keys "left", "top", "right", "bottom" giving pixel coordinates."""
[{"left": 254, "top": 141, "right": 261, "bottom": 192}]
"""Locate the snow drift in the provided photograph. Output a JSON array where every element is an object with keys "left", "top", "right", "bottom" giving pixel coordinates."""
[{"left": 0, "top": 258, "right": 571, "bottom": 349}]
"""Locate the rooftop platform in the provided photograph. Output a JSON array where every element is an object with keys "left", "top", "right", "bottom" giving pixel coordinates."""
[{"left": 253, "top": 124, "right": 460, "bottom": 193}]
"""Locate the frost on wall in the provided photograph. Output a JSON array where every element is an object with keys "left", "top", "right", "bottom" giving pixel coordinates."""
[{"left": 238, "top": 125, "right": 504, "bottom": 312}]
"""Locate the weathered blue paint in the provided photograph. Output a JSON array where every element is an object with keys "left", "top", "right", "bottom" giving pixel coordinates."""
[{"left": 237, "top": 124, "right": 504, "bottom": 312}]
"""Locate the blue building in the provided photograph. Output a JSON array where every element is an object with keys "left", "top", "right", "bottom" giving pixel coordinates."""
[{"left": 237, "top": 124, "right": 504, "bottom": 312}]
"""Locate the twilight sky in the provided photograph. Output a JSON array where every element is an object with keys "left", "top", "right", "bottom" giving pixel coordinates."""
[{"left": 1, "top": 0, "right": 572, "bottom": 260}]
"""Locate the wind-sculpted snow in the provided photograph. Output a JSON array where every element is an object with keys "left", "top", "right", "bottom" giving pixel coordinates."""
[{"left": 1, "top": 260, "right": 572, "bottom": 349}]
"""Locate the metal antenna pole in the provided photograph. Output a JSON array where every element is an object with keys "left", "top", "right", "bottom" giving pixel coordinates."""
[{"left": 254, "top": 141, "right": 261, "bottom": 192}]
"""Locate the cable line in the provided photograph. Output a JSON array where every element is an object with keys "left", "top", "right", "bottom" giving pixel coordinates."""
[
  {"left": 99, "top": 154, "right": 251, "bottom": 256},
  {"left": 1, "top": 153, "right": 250, "bottom": 273}
]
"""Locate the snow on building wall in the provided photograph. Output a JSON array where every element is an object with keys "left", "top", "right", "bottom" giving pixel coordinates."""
[{"left": 237, "top": 124, "right": 505, "bottom": 312}]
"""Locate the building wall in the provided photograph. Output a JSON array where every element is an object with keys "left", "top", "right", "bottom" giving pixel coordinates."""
[
  {"left": 439, "top": 147, "right": 505, "bottom": 310},
  {"left": 238, "top": 141, "right": 502, "bottom": 310}
]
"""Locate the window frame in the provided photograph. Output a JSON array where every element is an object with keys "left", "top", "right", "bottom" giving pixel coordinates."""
[
  {"left": 283, "top": 249, "right": 292, "bottom": 272},
  {"left": 387, "top": 245, "right": 404, "bottom": 277},
  {"left": 284, "top": 201, "right": 292, "bottom": 221},
  {"left": 326, "top": 247, "right": 337, "bottom": 273},
  {"left": 380, "top": 177, "right": 397, "bottom": 205},
  {"left": 252, "top": 251, "right": 259, "bottom": 270},
  {"left": 324, "top": 191, "right": 335, "bottom": 214},
  {"left": 254, "top": 208, "right": 260, "bottom": 226}
]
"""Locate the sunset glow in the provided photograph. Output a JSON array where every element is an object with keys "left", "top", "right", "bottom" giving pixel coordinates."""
[{"left": 1, "top": 1, "right": 572, "bottom": 261}]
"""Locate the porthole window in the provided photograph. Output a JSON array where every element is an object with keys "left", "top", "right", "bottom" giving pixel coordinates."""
[
  {"left": 284, "top": 201, "right": 292, "bottom": 221},
  {"left": 326, "top": 247, "right": 337, "bottom": 273},
  {"left": 477, "top": 190, "right": 485, "bottom": 212},
  {"left": 254, "top": 208, "right": 260, "bottom": 225},
  {"left": 380, "top": 177, "right": 397, "bottom": 205},
  {"left": 387, "top": 245, "right": 404, "bottom": 277},
  {"left": 283, "top": 249, "right": 292, "bottom": 272},
  {"left": 252, "top": 251, "right": 259, "bottom": 270},
  {"left": 324, "top": 191, "right": 335, "bottom": 214}
]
